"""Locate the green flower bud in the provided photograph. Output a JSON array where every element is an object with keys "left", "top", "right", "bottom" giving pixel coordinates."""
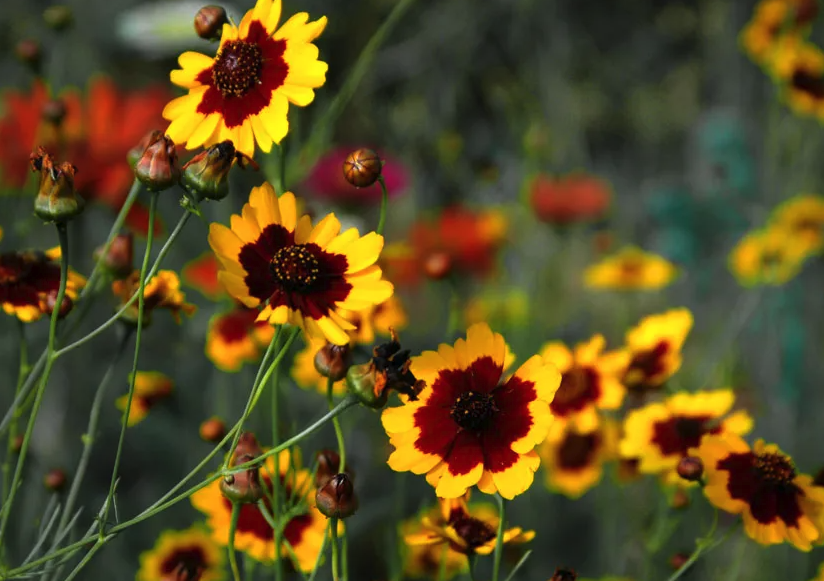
[
  {"left": 30, "top": 147, "right": 85, "bottom": 223},
  {"left": 134, "top": 133, "right": 180, "bottom": 192}
]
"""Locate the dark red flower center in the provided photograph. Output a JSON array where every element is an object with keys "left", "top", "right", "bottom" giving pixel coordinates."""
[
  {"left": 754, "top": 452, "right": 796, "bottom": 483},
  {"left": 271, "top": 245, "right": 321, "bottom": 291},
  {"left": 651, "top": 414, "right": 718, "bottom": 456},
  {"left": 213, "top": 40, "right": 263, "bottom": 98},
  {"left": 215, "top": 308, "right": 259, "bottom": 343},
  {"left": 160, "top": 546, "right": 208, "bottom": 578},
  {"left": 619, "top": 258, "right": 644, "bottom": 278},
  {"left": 449, "top": 514, "right": 496, "bottom": 550},
  {"left": 0, "top": 254, "right": 29, "bottom": 283},
  {"left": 0, "top": 251, "right": 63, "bottom": 311},
  {"left": 550, "top": 366, "right": 600, "bottom": 416},
  {"left": 791, "top": 69, "right": 824, "bottom": 100},
  {"left": 451, "top": 390, "right": 498, "bottom": 431},
  {"left": 557, "top": 431, "right": 601, "bottom": 470},
  {"left": 625, "top": 341, "right": 670, "bottom": 390}
]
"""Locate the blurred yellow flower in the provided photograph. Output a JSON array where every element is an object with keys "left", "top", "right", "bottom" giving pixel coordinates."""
[
  {"left": 205, "top": 306, "right": 275, "bottom": 372},
  {"left": 740, "top": 0, "right": 816, "bottom": 65},
  {"left": 729, "top": 227, "right": 812, "bottom": 286},
  {"left": 112, "top": 269, "right": 196, "bottom": 324},
  {"left": 464, "top": 288, "right": 529, "bottom": 328},
  {"left": 400, "top": 508, "right": 466, "bottom": 580},
  {"left": 115, "top": 371, "right": 173, "bottom": 427},
  {"left": 137, "top": 526, "right": 224, "bottom": 581},
  {"left": 770, "top": 193, "right": 824, "bottom": 251},
  {"left": 771, "top": 40, "right": 824, "bottom": 120},
  {"left": 583, "top": 246, "right": 677, "bottom": 291}
]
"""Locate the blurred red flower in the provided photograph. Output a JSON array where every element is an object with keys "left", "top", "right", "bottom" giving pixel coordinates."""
[
  {"left": 0, "top": 78, "right": 172, "bottom": 236},
  {"left": 528, "top": 172, "right": 611, "bottom": 225},
  {"left": 304, "top": 146, "right": 409, "bottom": 204}
]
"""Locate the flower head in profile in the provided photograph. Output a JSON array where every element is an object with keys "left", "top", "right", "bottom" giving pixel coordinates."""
[
  {"left": 729, "top": 227, "right": 812, "bottom": 286},
  {"left": 208, "top": 183, "right": 393, "bottom": 345},
  {"left": 740, "top": 0, "right": 817, "bottom": 65},
  {"left": 583, "top": 246, "right": 678, "bottom": 291},
  {"left": 206, "top": 306, "right": 275, "bottom": 372},
  {"left": 769, "top": 194, "right": 824, "bottom": 251},
  {"left": 405, "top": 494, "right": 534, "bottom": 556},
  {"left": 527, "top": 172, "right": 611, "bottom": 225},
  {"left": 620, "top": 389, "right": 753, "bottom": 483},
  {"left": 539, "top": 335, "right": 628, "bottom": 436},
  {"left": 0, "top": 248, "right": 86, "bottom": 323},
  {"left": 693, "top": 434, "right": 824, "bottom": 551},
  {"left": 400, "top": 509, "right": 467, "bottom": 580},
  {"left": 163, "top": 0, "right": 328, "bottom": 158},
  {"left": 191, "top": 448, "right": 327, "bottom": 569},
  {"left": 382, "top": 323, "right": 561, "bottom": 499},
  {"left": 116, "top": 371, "right": 174, "bottom": 427},
  {"left": 112, "top": 270, "right": 197, "bottom": 325},
  {"left": 137, "top": 526, "right": 224, "bottom": 581}
]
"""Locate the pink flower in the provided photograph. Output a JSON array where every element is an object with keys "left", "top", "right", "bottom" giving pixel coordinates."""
[{"left": 304, "top": 147, "right": 409, "bottom": 204}]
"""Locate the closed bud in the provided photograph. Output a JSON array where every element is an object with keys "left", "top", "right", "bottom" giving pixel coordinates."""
[
  {"left": 93, "top": 233, "right": 134, "bottom": 279},
  {"left": 669, "top": 552, "right": 689, "bottom": 570},
  {"left": 42, "top": 99, "right": 67, "bottom": 127},
  {"left": 343, "top": 148, "right": 382, "bottom": 188},
  {"left": 44, "top": 468, "right": 67, "bottom": 492},
  {"left": 423, "top": 251, "right": 452, "bottom": 281},
  {"left": 315, "top": 449, "right": 341, "bottom": 488},
  {"left": 181, "top": 141, "right": 254, "bottom": 201},
  {"left": 316, "top": 473, "right": 358, "bottom": 519},
  {"left": 314, "top": 343, "right": 352, "bottom": 382},
  {"left": 15, "top": 39, "right": 42, "bottom": 73},
  {"left": 194, "top": 5, "right": 228, "bottom": 41},
  {"left": 676, "top": 456, "right": 704, "bottom": 483},
  {"left": 220, "top": 432, "right": 264, "bottom": 504},
  {"left": 12, "top": 435, "right": 23, "bottom": 453},
  {"left": 549, "top": 568, "right": 577, "bottom": 581},
  {"left": 670, "top": 488, "right": 690, "bottom": 510},
  {"left": 235, "top": 431, "right": 263, "bottom": 458},
  {"left": 31, "top": 147, "right": 85, "bottom": 223},
  {"left": 45, "top": 290, "right": 73, "bottom": 319},
  {"left": 345, "top": 362, "right": 387, "bottom": 409},
  {"left": 129, "top": 130, "right": 164, "bottom": 168},
  {"left": 135, "top": 133, "right": 180, "bottom": 191},
  {"left": 43, "top": 5, "right": 74, "bottom": 31},
  {"left": 200, "top": 417, "right": 227, "bottom": 443}
]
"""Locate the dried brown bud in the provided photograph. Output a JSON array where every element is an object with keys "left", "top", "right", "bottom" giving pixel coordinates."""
[
  {"left": 31, "top": 147, "right": 85, "bottom": 222},
  {"left": 316, "top": 473, "right": 358, "bottom": 519},
  {"left": 135, "top": 133, "right": 180, "bottom": 191},
  {"left": 181, "top": 140, "right": 255, "bottom": 201},
  {"left": 93, "top": 233, "right": 134, "bottom": 280},
  {"left": 669, "top": 552, "right": 690, "bottom": 570},
  {"left": 676, "top": 456, "right": 704, "bottom": 483},
  {"left": 670, "top": 488, "right": 690, "bottom": 510},
  {"left": 346, "top": 330, "right": 425, "bottom": 409},
  {"left": 423, "top": 251, "right": 452, "bottom": 281},
  {"left": 314, "top": 343, "right": 352, "bottom": 382},
  {"left": 45, "top": 290, "right": 73, "bottom": 319},
  {"left": 44, "top": 468, "right": 67, "bottom": 492},
  {"left": 220, "top": 432, "right": 264, "bottom": 504},
  {"left": 194, "top": 5, "right": 229, "bottom": 41},
  {"left": 199, "top": 417, "right": 227, "bottom": 443},
  {"left": 43, "top": 5, "right": 74, "bottom": 31},
  {"left": 42, "top": 99, "right": 67, "bottom": 127},
  {"left": 15, "top": 39, "right": 42, "bottom": 73},
  {"left": 343, "top": 148, "right": 382, "bottom": 188},
  {"left": 315, "top": 449, "right": 341, "bottom": 488},
  {"left": 549, "top": 568, "right": 577, "bottom": 581}
]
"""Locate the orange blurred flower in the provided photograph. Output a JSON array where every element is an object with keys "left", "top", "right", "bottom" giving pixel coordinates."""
[{"left": 528, "top": 172, "right": 611, "bottom": 225}]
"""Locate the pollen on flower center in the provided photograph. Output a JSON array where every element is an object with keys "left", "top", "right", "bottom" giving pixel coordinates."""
[
  {"left": 270, "top": 245, "right": 320, "bottom": 291},
  {"left": 754, "top": 452, "right": 796, "bottom": 484},
  {"left": 449, "top": 515, "right": 496, "bottom": 549},
  {"left": 450, "top": 390, "right": 497, "bottom": 431},
  {"left": 212, "top": 40, "right": 263, "bottom": 98}
]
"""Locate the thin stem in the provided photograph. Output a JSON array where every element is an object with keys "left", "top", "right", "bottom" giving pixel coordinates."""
[
  {"left": 341, "top": 531, "right": 349, "bottom": 581},
  {"left": 326, "top": 377, "right": 346, "bottom": 472},
  {"left": 100, "top": 191, "right": 159, "bottom": 534},
  {"left": 0, "top": 221, "right": 70, "bottom": 549},
  {"left": 2, "top": 320, "right": 28, "bottom": 504},
  {"left": 491, "top": 494, "right": 506, "bottom": 581},
  {"left": 229, "top": 503, "right": 243, "bottom": 581},
  {"left": 330, "top": 518, "right": 340, "bottom": 581},
  {"left": 271, "top": 329, "right": 284, "bottom": 581},
  {"left": 502, "top": 550, "right": 532, "bottom": 581},
  {"left": 376, "top": 176, "right": 388, "bottom": 236},
  {"left": 467, "top": 555, "right": 477, "bottom": 581},
  {"left": 0, "top": 352, "right": 46, "bottom": 436},
  {"left": 62, "top": 539, "right": 110, "bottom": 581},
  {"left": 663, "top": 523, "right": 739, "bottom": 581}
]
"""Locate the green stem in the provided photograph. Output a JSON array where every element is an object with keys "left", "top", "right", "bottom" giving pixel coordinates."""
[
  {"left": 0, "top": 221, "right": 70, "bottom": 549},
  {"left": 663, "top": 523, "right": 739, "bottom": 581},
  {"left": 330, "top": 518, "right": 340, "bottom": 581},
  {"left": 326, "top": 376, "right": 346, "bottom": 472},
  {"left": 376, "top": 176, "right": 388, "bottom": 236},
  {"left": 99, "top": 191, "right": 158, "bottom": 535},
  {"left": 2, "top": 320, "right": 28, "bottom": 505},
  {"left": 341, "top": 531, "right": 349, "bottom": 581},
  {"left": 229, "top": 503, "right": 243, "bottom": 581},
  {"left": 271, "top": 329, "right": 284, "bottom": 581},
  {"left": 467, "top": 555, "right": 477, "bottom": 581},
  {"left": 491, "top": 494, "right": 506, "bottom": 581}
]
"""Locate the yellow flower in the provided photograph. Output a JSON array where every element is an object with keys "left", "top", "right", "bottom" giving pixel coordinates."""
[
  {"left": 771, "top": 39, "right": 824, "bottom": 120},
  {"left": 163, "top": 0, "right": 328, "bottom": 158},
  {"left": 205, "top": 306, "right": 275, "bottom": 372},
  {"left": 693, "top": 434, "right": 824, "bottom": 551},
  {"left": 191, "top": 448, "right": 327, "bottom": 569},
  {"left": 400, "top": 508, "right": 467, "bottom": 580},
  {"left": 382, "top": 323, "right": 561, "bottom": 499},
  {"left": 115, "top": 371, "right": 173, "bottom": 427},
  {"left": 739, "top": 0, "right": 816, "bottom": 65},
  {"left": 539, "top": 335, "right": 628, "bottom": 436},
  {"left": 112, "top": 269, "right": 196, "bottom": 324},
  {"left": 539, "top": 419, "right": 619, "bottom": 499},
  {"left": 769, "top": 193, "right": 824, "bottom": 251},
  {"left": 729, "top": 227, "right": 812, "bottom": 286},
  {"left": 405, "top": 494, "right": 533, "bottom": 556},
  {"left": 463, "top": 288, "right": 529, "bottom": 328},
  {"left": 810, "top": 561, "right": 824, "bottom": 580},
  {"left": 583, "top": 246, "right": 677, "bottom": 291},
  {"left": 137, "top": 526, "right": 224, "bottom": 581},
  {"left": 619, "top": 389, "right": 753, "bottom": 483},
  {"left": 208, "top": 183, "right": 393, "bottom": 345}
]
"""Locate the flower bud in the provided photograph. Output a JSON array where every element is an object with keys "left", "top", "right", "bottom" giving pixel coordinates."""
[
  {"left": 423, "top": 251, "right": 452, "bottom": 281},
  {"left": 31, "top": 147, "right": 85, "bottom": 223},
  {"left": 676, "top": 456, "right": 704, "bottom": 483},
  {"left": 194, "top": 5, "right": 228, "bottom": 40},
  {"left": 15, "top": 39, "right": 42, "bottom": 73},
  {"left": 129, "top": 130, "right": 164, "bottom": 168},
  {"left": 44, "top": 468, "right": 67, "bottom": 492},
  {"left": 315, "top": 449, "right": 341, "bottom": 488},
  {"left": 12, "top": 435, "right": 23, "bottom": 453},
  {"left": 346, "top": 362, "right": 388, "bottom": 409},
  {"left": 42, "top": 99, "right": 67, "bottom": 127},
  {"left": 93, "top": 233, "right": 134, "bottom": 280},
  {"left": 220, "top": 432, "right": 264, "bottom": 504},
  {"left": 669, "top": 552, "right": 689, "bottom": 570},
  {"left": 44, "top": 289, "right": 73, "bottom": 319},
  {"left": 346, "top": 330, "right": 426, "bottom": 408},
  {"left": 670, "top": 488, "right": 690, "bottom": 510},
  {"left": 135, "top": 133, "right": 180, "bottom": 191},
  {"left": 343, "top": 148, "right": 382, "bottom": 188},
  {"left": 43, "top": 5, "right": 74, "bottom": 31},
  {"left": 181, "top": 141, "right": 240, "bottom": 201},
  {"left": 314, "top": 343, "right": 352, "bottom": 382},
  {"left": 549, "top": 568, "right": 577, "bottom": 581},
  {"left": 316, "top": 473, "right": 358, "bottom": 519},
  {"left": 235, "top": 432, "right": 263, "bottom": 458},
  {"left": 200, "top": 417, "right": 227, "bottom": 443}
]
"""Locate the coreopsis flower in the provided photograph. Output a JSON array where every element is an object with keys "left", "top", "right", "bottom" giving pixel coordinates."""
[
  {"left": 539, "top": 335, "right": 628, "bottom": 436},
  {"left": 400, "top": 509, "right": 466, "bottom": 580},
  {"left": 137, "top": 526, "right": 225, "bottom": 581},
  {"left": 208, "top": 183, "right": 393, "bottom": 345},
  {"left": 382, "top": 323, "right": 561, "bottom": 499},
  {"left": 729, "top": 227, "right": 812, "bottom": 286},
  {"left": 305, "top": 147, "right": 409, "bottom": 205},
  {"left": 115, "top": 371, "right": 174, "bottom": 427},
  {"left": 693, "top": 434, "right": 824, "bottom": 551},
  {"left": 619, "top": 389, "right": 753, "bottom": 483},
  {"left": 583, "top": 246, "right": 678, "bottom": 290},
  {"left": 405, "top": 494, "right": 534, "bottom": 556},
  {"left": 0, "top": 248, "right": 86, "bottom": 322},
  {"left": 0, "top": 78, "right": 171, "bottom": 236},
  {"left": 611, "top": 308, "right": 693, "bottom": 395},
  {"left": 528, "top": 172, "right": 611, "bottom": 225},
  {"left": 163, "top": 0, "right": 328, "bottom": 158},
  {"left": 182, "top": 252, "right": 224, "bottom": 300},
  {"left": 191, "top": 448, "right": 327, "bottom": 570},
  {"left": 740, "top": 0, "right": 817, "bottom": 65},
  {"left": 539, "top": 419, "right": 619, "bottom": 499},
  {"left": 205, "top": 306, "right": 275, "bottom": 372},
  {"left": 771, "top": 40, "right": 824, "bottom": 120},
  {"left": 769, "top": 194, "right": 824, "bottom": 251},
  {"left": 112, "top": 270, "right": 196, "bottom": 325}
]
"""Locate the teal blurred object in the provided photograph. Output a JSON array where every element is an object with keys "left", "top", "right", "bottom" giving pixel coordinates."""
[
  {"left": 697, "top": 113, "right": 757, "bottom": 200},
  {"left": 777, "top": 285, "right": 805, "bottom": 403}
]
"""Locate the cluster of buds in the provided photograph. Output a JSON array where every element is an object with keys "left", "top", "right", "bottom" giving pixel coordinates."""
[
  {"left": 314, "top": 450, "right": 358, "bottom": 520},
  {"left": 343, "top": 148, "right": 383, "bottom": 188},
  {"left": 134, "top": 131, "right": 180, "bottom": 192},
  {"left": 181, "top": 140, "right": 257, "bottom": 202},
  {"left": 30, "top": 147, "right": 85, "bottom": 223},
  {"left": 345, "top": 330, "right": 426, "bottom": 409},
  {"left": 220, "top": 432, "right": 264, "bottom": 504}
]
